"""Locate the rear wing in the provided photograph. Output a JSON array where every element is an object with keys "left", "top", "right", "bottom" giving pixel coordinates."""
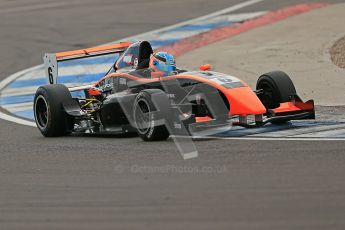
[{"left": 43, "top": 42, "right": 132, "bottom": 85}]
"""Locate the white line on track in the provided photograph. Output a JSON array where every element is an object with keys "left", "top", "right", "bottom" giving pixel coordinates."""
[
  {"left": 0, "top": 65, "right": 42, "bottom": 90},
  {"left": 1, "top": 102, "right": 33, "bottom": 112},
  {"left": 0, "top": 111, "right": 36, "bottom": 127},
  {"left": 292, "top": 129, "right": 345, "bottom": 138},
  {"left": 0, "top": 0, "right": 265, "bottom": 128},
  {"left": 0, "top": 65, "right": 39, "bottom": 127},
  {"left": 191, "top": 136, "right": 345, "bottom": 141},
  {"left": 248, "top": 123, "right": 345, "bottom": 137}
]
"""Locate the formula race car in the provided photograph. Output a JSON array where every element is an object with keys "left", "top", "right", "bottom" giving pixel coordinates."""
[{"left": 34, "top": 41, "right": 315, "bottom": 141}]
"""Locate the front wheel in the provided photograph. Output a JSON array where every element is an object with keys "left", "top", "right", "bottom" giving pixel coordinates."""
[
  {"left": 256, "top": 71, "right": 297, "bottom": 124},
  {"left": 256, "top": 71, "right": 297, "bottom": 109},
  {"left": 133, "top": 89, "right": 170, "bottom": 141}
]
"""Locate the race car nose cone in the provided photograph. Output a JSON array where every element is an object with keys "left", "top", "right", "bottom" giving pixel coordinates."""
[{"left": 225, "top": 87, "right": 267, "bottom": 116}]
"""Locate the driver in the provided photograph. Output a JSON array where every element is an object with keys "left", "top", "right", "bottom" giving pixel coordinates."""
[{"left": 149, "top": 52, "right": 177, "bottom": 76}]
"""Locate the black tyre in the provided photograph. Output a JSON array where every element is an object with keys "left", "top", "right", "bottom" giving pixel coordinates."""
[
  {"left": 256, "top": 71, "right": 296, "bottom": 109},
  {"left": 34, "top": 84, "right": 75, "bottom": 137},
  {"left": 133, "top": 89, "right": 170, "bottom": 141}
]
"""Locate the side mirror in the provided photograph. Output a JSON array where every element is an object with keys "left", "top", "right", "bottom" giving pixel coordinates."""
[
  {"left": 199, "top": 64, "right": 212, "bottom": 71},
  {"left": 88, "top": 87, "right": 102, "bottom": 96}
]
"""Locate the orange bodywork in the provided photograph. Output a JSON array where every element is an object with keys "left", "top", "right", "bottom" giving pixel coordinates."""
[
  {"left": 56, "top": 42, "right": 132, "bottom": 59},
  {"left": 199, "top": 64, "right": 212, "bottom": 71},
  {"left": 162, "top": 74, "right": 266, "bottom": 115},
  {"left": 272, "top": 100, "right": 314, "bottom": 114},
  {"left": 92, "top": 72, "right": 269, "bottom": 116},
  {"left": 272, "top": 102, "right": 301, "bottom": 114},
  {"left": 92, "top": 71, "right": 311, "bottom": 117},
  {"left": 224, "top": 87, "right": 267, "bottom": 115}
]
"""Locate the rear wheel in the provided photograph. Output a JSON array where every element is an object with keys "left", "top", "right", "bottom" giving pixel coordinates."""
[
  {"left": 133, "top": 89, "right": 170, "bottom": 141},
  {"left": 34, "top": 84, "right": 75, "bottom": 137}
]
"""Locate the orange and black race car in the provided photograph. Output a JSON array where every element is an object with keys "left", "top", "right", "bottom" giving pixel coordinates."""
[{"left": 34, "top": 41, "right": 315, "bottom": 141}]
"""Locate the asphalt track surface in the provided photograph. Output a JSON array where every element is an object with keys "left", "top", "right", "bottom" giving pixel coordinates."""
[{"left": 1, "top": 0, "right": 345, "bottom": 229}]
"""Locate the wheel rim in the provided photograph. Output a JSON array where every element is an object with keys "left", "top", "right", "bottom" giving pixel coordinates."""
[
  {"left": 35, "top": 95, "right": 49, "bottom": 129},
  {"left": 259, "top": 81, "right": 278, "bottom": 109},
  {"left": 134, "top": 98, "right": 151, "bottom": 134}
]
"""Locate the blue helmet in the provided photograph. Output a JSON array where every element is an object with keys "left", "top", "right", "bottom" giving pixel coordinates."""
[{"left": 149, "top": 52, "right": 176, "bottom": 76}]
